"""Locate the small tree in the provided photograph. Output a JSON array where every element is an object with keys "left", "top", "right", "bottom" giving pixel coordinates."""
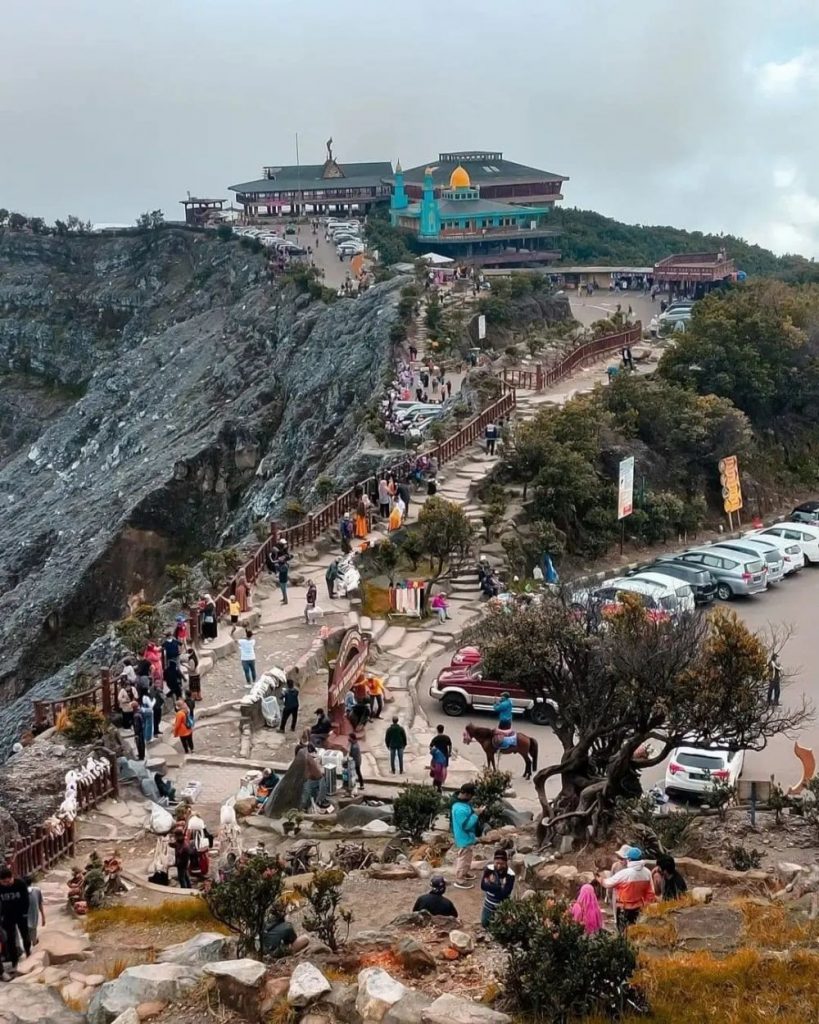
[
  {"left": 204, "top": 854, "right": 286, "bottom": 956},
  {"left": 473, "top": 768, "right": 512, "bottom": 828},
  {"left": 283, "top": 497, "right": 306, "bottom": 526},
  {"left": 59, "top": 706, "right": 107, "bottom": 744},
  {"left": 315, "top": 476, "right": 336, "bottom": 504},
  {"left": 115, "top": 615, "right": 148, "bottom": 654},
  {"left": 489, "top": 895, "right": 639, "bottom": 1023},
  {"left": 166, "top": 563, "right": 197, "bottom": 606},
  {"left": 8, "top": 212, "right": 27, "bottom": 231},
  {"left": 216, "top": 224, "right": 233, "bottom": 241},
  {"left": 397, "top": 530, "right": 425, "bottom": 571},
  {"left": 704, "top": 778, "right": 736, "bottom": 821},
  {"left": 372, "top": 539, "right": 400, "bottom": 585},
  {"left": 296, "top": 868, "right": 352, "bottom": 952},
  {"left": 393, "top": 784, "right": 444, "bottom": 841},
  {"left": 416, "top": 497, "right": 473, "bottom": 580},
  {"left": 133, "top": 602, "right": 164, "bottom": 639}
]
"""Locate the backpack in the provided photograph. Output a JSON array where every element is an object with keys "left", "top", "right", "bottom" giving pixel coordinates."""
[{"left": 185, "top": 711, "right": 195, "bottom": 730}]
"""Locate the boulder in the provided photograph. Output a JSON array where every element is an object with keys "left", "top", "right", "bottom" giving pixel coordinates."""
[
  {"left": 355, "top": 968, "right": 408, "bottom": 1022},
  {"left": 361, "top": 820, "right": 394, "bottom": 835},
  {"left": 368, "top": 864, "right": 418, "bottom": 881},
  {"left": 691, "top": 886, "right": 713, "bottom": 904},
  {"left": 234, "top": 797, "right": 258, "bottom": 817},
  {"left": 111, "top": 1012, "right": 140, "bottom": 1024},
  {"left": 337, "top": 804, "right": 393, "bottom": 828},
  {"left": 72, "top": 971, "right": 105, "bottom": 987},
  {"left": 288, "top": 962, "right": 331, "bottom": 1008},
  {"left": 38, "top": 930, "right": 92, "bottom": 964},
  {"left": 347, "top": 930, "right": 395, "bottom": 952},
  {"left": 41, "top": 966, "right": 69, "bottom": 985},
  {"left": 673, "top": 905, "right": 744, "bottom": 954},
  {"left": 776, "top": 861, "right": 805, "bottom": 887},
  {"left": 88, "top": 963, "right": 202, "bottom": 1024},
  {"left": 17, "top": 950, "right": 49, "bottom": 975},
  {"left": 533, "top": 863, "right": 582, "bottom": 896},
  {"left": 449, "top": 930, "right": 474, "bottom": 954},
  {"left": 383, "top": 990, "right": 434, "bottom": 1024},
  {"left": 0, "top": 984, "right": 86, "bottom": 1024},
  {"left": 323, "top": 982, "right": 360, "bottom": 1024},
  {"left": 157, "top": 932, "right": 235, "bottom": 965},
  {"left": 60, "top": 980, "right": 92, "bottom": 1010},
  {"left": 422, "top": 995, "right": 511, "bottom": 1024},
  {"left": 204, "top": 959, "right": 269, "bottom": 1022},
  {"left": 393, "top": 937, "right": 436, "bottom": 974},
  {"left": 135, "top": 1003, "right": 167, "bottom": 1021}
]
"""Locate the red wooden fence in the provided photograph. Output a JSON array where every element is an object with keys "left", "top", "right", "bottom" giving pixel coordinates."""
[{"left": 503, "top": 324, "right": 642, "bottom": 391}]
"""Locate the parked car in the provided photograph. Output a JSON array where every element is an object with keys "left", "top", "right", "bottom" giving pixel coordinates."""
[
  {"left": 665, "top": 745, "right": 745, "bottom": 797},
  {"left": 574, "top": 576, "right": 679, "bottom": 621},
  {"left": 670, "top": 547, "right": 767, "bottom": 600},
  {"left": 430, "top": 664, "right": 554, "bottom": 724},
  {"left": 637, "top": 559, "right": 717, "bottom": 605},
  {"left": 741, "top": 532, "right": 806, "bottom": 573},
  {"left": 713, "top": 539, "right": 785, "bottom": 584},
  {"left": 790, "top": 501, "right": 819, "bottom": 524},
  {"left": 627, "top": 571, "right": 696, "bottom": 613}
]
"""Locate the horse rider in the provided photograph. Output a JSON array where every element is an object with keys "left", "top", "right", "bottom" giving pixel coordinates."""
[{"left": 494, "top": 692, "right": 513, "bottom": 731}]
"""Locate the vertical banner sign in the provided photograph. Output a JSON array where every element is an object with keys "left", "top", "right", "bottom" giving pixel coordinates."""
[
  {"left": 719, "top": 456, "right": 743, "bottom": 513},
  {"left": 618, "top": 456, "right": 635, "bottom": 520},
  {"left": 477, "top": 314, "right": 486, "bottom": 341}
]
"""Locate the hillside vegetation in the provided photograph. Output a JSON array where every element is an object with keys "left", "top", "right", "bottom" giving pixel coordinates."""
[{"left": 553, "top": 207, "right": 819, "bottom": 281}]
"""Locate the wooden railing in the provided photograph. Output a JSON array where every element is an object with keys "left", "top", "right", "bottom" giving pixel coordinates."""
[
  {"left": 9, "top": 749, "right": 118, "bottom": 876},
  {"left": 29, "top": 323, "right": 641, "bottom": 722}
]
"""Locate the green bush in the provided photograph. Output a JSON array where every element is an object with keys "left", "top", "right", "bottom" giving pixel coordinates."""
[
  {"left": 115, "top": 616, "right": 148, "bottom": 654},
  {"left": 204, "top": 854, "right": 287, "bottom": 956},
  {"left": 472, "top": 768, "right": 512, "bottom": 829},
  {"left": 393, "top": 784, "right": 444, "bottom": 841},
  {"left": 166, "top": 563, "right": 197, "bottom": 606},
  {"left": 488, "top": 894, "right": 639, "bottom": 1023},
  {"left": 133, "top": 602, "right": 163, "bottom": 639},
  {"left": 60, "top": 706, "right": 107, "bottom": 744},
  {"left": 296, "top": 868, "right": 352, "bottom": 952}
]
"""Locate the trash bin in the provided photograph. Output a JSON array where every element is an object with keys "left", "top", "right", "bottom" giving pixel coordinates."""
[{"left": 324, "top": 766, "right": 337, "bottom": 796}]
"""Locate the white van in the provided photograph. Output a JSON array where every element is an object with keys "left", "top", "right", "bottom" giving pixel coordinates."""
[
  {"left": 592, "top": 576, "right": 691, "bottom": 618},
  {"left": 631, "top": 571, "right": 696, "bottom": 613}
]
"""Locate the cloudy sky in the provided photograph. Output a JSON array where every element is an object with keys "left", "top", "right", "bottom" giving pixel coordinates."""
[{"left": 2, "top": 0, "right": 818, "bottom": 255}]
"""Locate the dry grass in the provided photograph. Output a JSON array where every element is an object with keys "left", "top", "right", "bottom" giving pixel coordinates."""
[
  {"left": 640, "top": 893, "right": 698, "bottom": 917},
  {"left": 361, "top": 582, "right": 391, "bottom": 619},
  {"left": 266, "top": 1000, "right": 297, "bottom": 1024},
  {"left": 629, "top": 916, "right": 678, "bottom": 950},
  {"left": 63, "top": 996, "right": 86, "bottom": 1013},
  {"left": 737, "top": 899, "right": 819, "bottom": 950},
  {"left": 323, "top": 966, "right": 356, "bottom": 984},
  {"left": 105, "top": 957, "right": 129, "bottom": 980},
  {"left": 86, "top": 897, "right": 227, "bottom": 934},
  {"left": 631, "top": 948, "right": 819, "bottom": 1023}
]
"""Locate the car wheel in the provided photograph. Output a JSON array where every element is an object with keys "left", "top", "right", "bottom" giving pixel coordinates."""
[
  {"left": 528, "top": 703, "right": 551, "bottom": 726},
  {"left": 716, "top": 582, "right": 733, "bottom": 601},
  {"left": 441, "top": 695, "right": 467, "bottom": 717}
]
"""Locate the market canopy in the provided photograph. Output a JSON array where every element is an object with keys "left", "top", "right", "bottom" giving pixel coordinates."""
[{"left": 421, "top": 252, "right": 454, "bottom": 265}]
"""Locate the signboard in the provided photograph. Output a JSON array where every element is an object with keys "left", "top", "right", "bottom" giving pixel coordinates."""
[
  {"left": 719, "top": 455, "right": 743, "bottom": 513},
  {"left": 617, "top": 456, "right": 634, "bottom": 520},
  {"left": 477, "top": 314, "right": 486, "bottom": 341}
]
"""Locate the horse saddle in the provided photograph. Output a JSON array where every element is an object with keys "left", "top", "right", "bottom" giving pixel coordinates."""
[{"left": 492, "top": 728, "right": 517, "bottom": 751}]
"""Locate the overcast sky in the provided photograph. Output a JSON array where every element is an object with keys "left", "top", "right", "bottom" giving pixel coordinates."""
[{"left": 2, "top": 0, "right": 818, "bottom": 256}]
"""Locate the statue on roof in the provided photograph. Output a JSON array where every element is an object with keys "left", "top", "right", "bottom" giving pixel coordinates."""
[{"left": 326, "top": 137, "right": 333, "bottom": 162}]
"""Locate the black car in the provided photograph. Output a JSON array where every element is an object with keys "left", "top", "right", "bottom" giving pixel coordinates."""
[
  {"left": 791, "top": 501, "right": 819, "bottom": 524},
  {"left": 634, "top": 559, "right": 717, "bottom": 605}
]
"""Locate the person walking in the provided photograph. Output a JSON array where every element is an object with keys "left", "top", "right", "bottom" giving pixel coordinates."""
[
  {"left": 173, "top": 699, "right": 195, "bottom": 754},
  {"left": 377, "top": 476, "right": 391, "bottom": 518},
  {"left": 571, "top": 883, "right": 604, "bottom": 934},
  {"left": 325, "top": 559, "right": 340, "bottom": 600},
  {"left": 131, "top": 701, "right": 146, "bottom": 760},
  {"left": 599, "top": 847, "right": 654, "bottom": 932},
  {"left": 480, "top": 849, "right": 515, "bottom": 927},
  {"left": 367, "top": 673, "right": 385, "bottom": 718},
  {"left": 485, "top": 422, "right": 498, "bottom": 455},
  {"left": 0, "top": 868, "right": 30, "bottom": 972},
  {"left": 348, "top": 733, "right": 365, "bottom": 790},
  {"left": 767, "top": 653, "right": 782, "bottom": 706},
  {"left": 25, "top": 876, "right": 45, "bottom": 948},
  {"left": 279, "top": 680, "right": 300, "bottom": 733},
  {"left": 228, "top": 596, "right": 241, "bottom": 636},
  {"left": 172, "top": 831, "right": 192, "bottom": 889},
  {"left": 238, "top": 628, "right": 257, "bottom": 686},
  {"left": 429, "top": 724, "right": 452, "bottom": 792},
  {"left": 148, "top": 681, "right": 164, "bottom": 737},
  {"left": 304, "top": 580, "right": 318, "bottom": 624},
  {"left": 451, "top": 783, "right": 483, "bottom": 888},
  {"left": 277, "top": 556, "right": 289, "bottom": 605},
  {"left": 201, "top": 595, "right": 218, "bottom": 643},
  {"left": 385, "top": 716, "right": 407, "bottom": 774}
]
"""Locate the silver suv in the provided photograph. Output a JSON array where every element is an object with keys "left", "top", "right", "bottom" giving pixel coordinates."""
[{"left": 673, "top": 546, "right": 767, "bottom": 600}]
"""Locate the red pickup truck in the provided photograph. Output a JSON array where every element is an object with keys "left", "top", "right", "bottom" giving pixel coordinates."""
[{"left": 430, "top": 663, "right": 553, "bottom": 725}]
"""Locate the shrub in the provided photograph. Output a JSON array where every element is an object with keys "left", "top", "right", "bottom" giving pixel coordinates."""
[
  {"left": 472, "top": 768, "right": 512, "bottom": 829},
  {"left": 703, "top": 779, "right": 736, "bottom": 821},
  {"left": 133, "top": 602, "right": 163, "bottom": 639},
  {"left": 115, "top": 615, "right": 148, "bottom": 654},
  {"left": 726, "top": 843, "right": 762, "bottom": 871},
  {"left": 283, "top": 497, "right": 306, "bottom": 526},
  {"left": 393, "top": 784, "right": 444, "bottom": 841},
  {"left": 296, "top": 868, "right": 352, "bottom": 952},
  {"left": 315, "top": 476, "right": 336, "bottom": 504},
  {"left": 204, "top": 854, "right": 286, "bottom": 955},
  {"left": 252, "top": 520, "right": 270, "bottom": 543},
  {"left": 488, "top": 895, "right": 639, "bottom": 1023},
  {"left": 166, "top": 563, "right": 197, "bottom": 606},
  {"left": 59, "top": 706, "right": 106, "bottom": 744}
]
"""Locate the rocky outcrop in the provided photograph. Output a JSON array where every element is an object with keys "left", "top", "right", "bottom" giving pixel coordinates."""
[
  {"left": 87, "top": 963, "right": 203, "bottom": 1024},
  {"left": 0, "top": 984, "right": 85, "bottom": 1024},
  {"left": 0, "top": 229, "right": 401, "bottom": 750}
]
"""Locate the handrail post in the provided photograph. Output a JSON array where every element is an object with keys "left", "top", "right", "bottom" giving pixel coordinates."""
[{"left": 100, "top": 668, "right": 112, "bottom": 716}]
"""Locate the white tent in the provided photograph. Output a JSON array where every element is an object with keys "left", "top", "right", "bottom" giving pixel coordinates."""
[{"left": 421, "top": 252, "right": 454, "bottom": 265}]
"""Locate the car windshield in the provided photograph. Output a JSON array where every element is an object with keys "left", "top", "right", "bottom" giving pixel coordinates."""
[
  {"left": 659, "top": 595, "right": 679, "bottom": 610},
  {"left": 678, "top": 751, "right": 725, "bottom": 771}
]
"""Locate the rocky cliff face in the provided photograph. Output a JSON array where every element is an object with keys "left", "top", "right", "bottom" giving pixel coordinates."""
[{"left": 0, "top": 229, "right": 399, "bottom": 741}]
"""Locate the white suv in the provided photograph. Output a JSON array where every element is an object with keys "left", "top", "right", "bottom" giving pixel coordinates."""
[{"left": 665, "top": 746, "right": 744, "bottom": 797}]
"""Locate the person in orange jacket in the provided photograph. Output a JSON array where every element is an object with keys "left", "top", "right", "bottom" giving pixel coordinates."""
[{"left": 173, "top": 699, "right": 194, "bottom": 754}]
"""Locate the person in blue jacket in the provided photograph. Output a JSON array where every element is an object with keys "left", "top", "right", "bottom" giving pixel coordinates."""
[
  {"left": 494, "top": 692, "right": 513, "bottom": 730},
  {"left": 450, "top": 783, "right": 485, "bottom": 889}
]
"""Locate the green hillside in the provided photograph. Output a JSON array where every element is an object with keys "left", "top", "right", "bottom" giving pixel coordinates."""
[{"left": 552, "top": 206, "right": 819, "bottom": 281}]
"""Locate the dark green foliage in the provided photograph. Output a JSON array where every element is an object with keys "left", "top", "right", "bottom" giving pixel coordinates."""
[
  {"left": 296, "top": 868, "right": 352, "bottom": 952},
  {"left": 60, "top": 706, "right": 107, "bottom": 744},
  {"left": 204, "top": 854, "right": 286, "bottom": 956},
  {"left": 393, "top": 784, "right": 444, "bottom": 841},
  {"left": 416, "top": 497, "right": 473, "bottom": 579},
  {"left": 216, "top": 224, "right": 233, "bottom": 241},
  {"left": 364, "top": 209, "right": 416, "bottom": 266},
  {"left": 726, "top": 844, "right": 762, "bottom": 871},
  {"left": 281, "top": 264, "right": 337, "bottom": 303},
  {"left": 488, "top": 894, "right": 639, "bottom": 1023},
  {"left": 472, "top": 768, "right": 512, "bottom": 828},
  {"left": 166, "top": 563, "right": 197, "bottom": 606}
]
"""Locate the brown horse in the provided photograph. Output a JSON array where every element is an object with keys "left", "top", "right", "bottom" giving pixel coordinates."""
[{"left": 462, "top": 723, "right": 539, "bottom": 779}]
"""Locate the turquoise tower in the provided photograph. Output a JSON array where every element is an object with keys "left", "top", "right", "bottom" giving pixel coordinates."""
[
  {"left": 389, "top": 159, "right": 408, "bottom": 224},
  {"left": 419, "top": 167, "right": 441, "bottom": 238}
]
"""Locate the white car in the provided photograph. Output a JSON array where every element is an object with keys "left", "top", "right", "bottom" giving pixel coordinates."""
[
  {"left": 665, "top": 746, "right": 745, "bottom": 797},
  {"left": 752, "top": 522, "right": 819, "bottom": 566},
  {"left": 629, "top": 571, "right": 696, "bottom": 613},
  {"left": 746, "top": 528, "right": 806, "bottom": 572}
]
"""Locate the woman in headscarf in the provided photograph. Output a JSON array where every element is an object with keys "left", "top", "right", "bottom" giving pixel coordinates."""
[
  {"left": 354, "top": 487, "right": 370, "bottom": 539},
  {"left": 570, "top": 883, "right": 603, "bottom": 935},
  {"left": 201, "top": 594, "right": 218, "bottom": 642},
  {"left": 142, "top": 641, "right": 163, "bottom": 683}
]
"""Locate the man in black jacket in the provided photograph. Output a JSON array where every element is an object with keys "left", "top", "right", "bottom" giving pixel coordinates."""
[{"left": 0, "top": 867, "right": 30, "bottom": 971}]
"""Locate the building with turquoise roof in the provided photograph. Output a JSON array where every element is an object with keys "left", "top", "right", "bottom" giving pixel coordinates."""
[{"left": 390, "top": 160, "right": 562, "bottom": 267}]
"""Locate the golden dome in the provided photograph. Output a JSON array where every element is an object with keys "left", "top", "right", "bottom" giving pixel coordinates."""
[{"left": 449, "top": 165, "right": 471, "bottom": 189}]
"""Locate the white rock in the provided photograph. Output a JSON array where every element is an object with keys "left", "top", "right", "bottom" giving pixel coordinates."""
[
  {"left": 422, "top": 993, "right": 512, "bottom": 1024},
  {"left": 361, "top": 819, "right": 394, "bottom": 834},
  {"left": 449, "top": 930, "right": 474, "bottom": 953},
  {"left": 288, "top": 962, "right": 332, "bottom": 1007},
  {"left": 203, "top": 959, "right": 267, "bottom": 987},
  {"left": 0, "top": 983, "right": 86, "bottom": 1023},
  {"left": 87, "top": 963, "right": 201, "bottom": 1024},
  {"left": 110, "top": 1012, "right": 139, "bottom": 1024},
  {"left": 157, "top": 933, "right": 233, "bottom": 965},
  {"left": 356, "top": 967, "right": 408, "bottom": 1022},
  {"left": 691, "top": 886, "right": 713, "bottom": 904}
]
